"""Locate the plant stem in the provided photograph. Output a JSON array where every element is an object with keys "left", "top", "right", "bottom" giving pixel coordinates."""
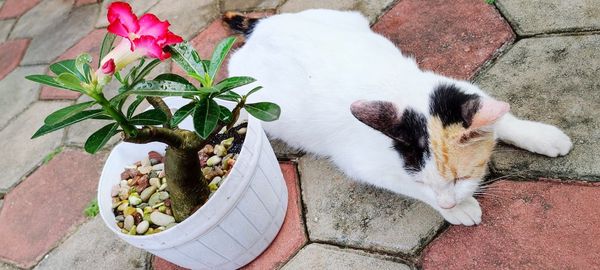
[
  {"left": 146, "top": 97, "right": 172, "bottom": 128},
  {"left": 226, "top": 100, "right": 245, "bottom": 130},
  {"left": 93, "top": 92, "right": 137, "bottom": 136}
]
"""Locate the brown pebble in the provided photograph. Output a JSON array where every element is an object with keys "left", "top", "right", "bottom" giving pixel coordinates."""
[
  {"left": 120, "top": 169, "right": 138, "bottom": 180},
  {"left": 134, "top": 161, "right": 142, "bottom": 167},
  {"left": 201, "top": 145, "right": 214, "bottom": 155},
  {"left": 164, "top": 199, "right": 171, "bottom": 207},
  {"left": 132, "top": 212, "right": 143, "bottom": 225},
  {"left": 199, "top": 155, "right": 208, "bottom": 167},
  {"left": 135, "top": 175, "right": 149, "bottom": 193},
  {"left": 148, "top": 151, "right": 164, "bottom": 163}
]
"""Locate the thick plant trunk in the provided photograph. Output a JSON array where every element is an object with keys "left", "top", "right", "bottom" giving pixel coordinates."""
[{"left": 165, "top": 147, "right": 210, "bottom": 222}]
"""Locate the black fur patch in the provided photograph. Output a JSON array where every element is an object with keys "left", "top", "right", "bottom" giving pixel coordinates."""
[
  {"left": 222, "top": 12, "right": 258, "bottom": 36},
  {"left": 390, "top": 109, "right": 430, "bottom": 172},
  {"left": 429, "top": 84, "right": 481, "bottom": 128}
]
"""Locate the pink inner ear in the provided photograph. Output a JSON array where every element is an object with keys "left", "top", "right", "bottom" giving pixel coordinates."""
[{"left": 470, "top": 98, "right": 510, "bottom": 129}]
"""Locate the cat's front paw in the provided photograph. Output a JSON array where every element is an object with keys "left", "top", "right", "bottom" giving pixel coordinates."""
[
  {"left": 519, "top": 123, "right": 573, "bottom": 157},
  {"left": 438, "top": 197, "right": 482, "bottom": 226}
]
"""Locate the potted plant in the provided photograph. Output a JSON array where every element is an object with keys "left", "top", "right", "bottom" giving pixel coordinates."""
[{"left": 26, "top": 2, "right": 287, "bottom": 269}]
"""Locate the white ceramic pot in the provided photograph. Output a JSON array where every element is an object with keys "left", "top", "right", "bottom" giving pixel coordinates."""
[{"left": 98, "top": 98, "right": 288, "bottom": 269}]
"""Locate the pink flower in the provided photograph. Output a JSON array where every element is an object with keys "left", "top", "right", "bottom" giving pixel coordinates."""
[{"left": 101, "top": 58, "right": 115, "bottom": 75}]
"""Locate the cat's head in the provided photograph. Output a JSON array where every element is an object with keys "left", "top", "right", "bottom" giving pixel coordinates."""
[{"left": 350, "top": 84, "right": 509, "bottom": 209}]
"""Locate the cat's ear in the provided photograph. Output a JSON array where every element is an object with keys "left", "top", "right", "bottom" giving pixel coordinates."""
[
  {"left": 350, "top": 100, "right": 405, "bottom": 139},
  {"left": 465, "top": 98, "right": 510, "bottom": 129}
]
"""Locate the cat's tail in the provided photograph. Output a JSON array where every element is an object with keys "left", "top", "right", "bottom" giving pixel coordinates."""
[{"left": 222, "top": 11, "right": 259, "bottom": 36}]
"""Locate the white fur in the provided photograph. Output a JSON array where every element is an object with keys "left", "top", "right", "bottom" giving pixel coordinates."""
[{"left": 228, "top": 9, "right": 572, "bottom": 226}]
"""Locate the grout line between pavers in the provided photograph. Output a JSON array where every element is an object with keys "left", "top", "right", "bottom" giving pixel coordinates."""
[
  {"left": 307, "top": 239, "right": 418, "bottom": 268},
  {"left": 370, "top": 0, "right": 402, "bottom": 27}
]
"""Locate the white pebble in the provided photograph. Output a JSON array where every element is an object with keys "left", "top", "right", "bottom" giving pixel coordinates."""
[
  {"left": 141, "top": 157, "right": 151, "bottom": 167},
  {"left": 140, "top": 186, "right": 158, "bottom": 202},
  {"left": 206, "top": 156, "right": 222, "bottom": 166},
  {"left": 111, "top": 185, "right": 120, "bottom": 197},
  {"left": 152, "top": 163, "right": 164, "bottom": 171},
  {"left": 149, "top": 178, "right": 160, "bottom": 188},
  {"left": 120, "top": 180, "right": 128, "bottom": 188},
  {"left": 150, "top": 212, "right": 175, "bottom": 226},
  {"left": 124, "top": 215, "right": 134, "bottom": 231},
  {"left": 136, "top": 220, "right": 149, "bottom": 234},
  {"left": 129, "top": 196, "right": 142, "bottom": 206},
  {"left": 209, "top": 176, "right": 222, "bottom": 186},
  {"left": 158, "top": 182, "right": 167, "bottom": 191},
  {"left": 236, "top": 128, "right": 247, "bottom": 135},
  {"left": 138, "top": 166, "right": 152, "bottom": 174}
]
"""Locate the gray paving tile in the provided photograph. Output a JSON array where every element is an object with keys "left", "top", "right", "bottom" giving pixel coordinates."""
[
  {"left": 0, "top": 18, "right": 15, "bottom": 42},
  {"left": 279, "top": 0, "right": 395, "bottom": 24},
  {"left": 476, "top": 35, "right": 600, "bottom": 181},
  {"left": 221, "top": 0, "right": 284, "bottom": 12},
  {"left": 282, "top": 243, "right": 411, "bottom": 270},
  {"left": 9, "top": 0, "right": 73, "bottom": 39},
  {"left": 0, "top": 101, "right": 70, "bottom": 194},
  {"left": 299, "top": 156, "right": 444, "bottom": 255},
  {"left": 34, "top": 217, "right": 148, "bottom": 270},
  {"left": 148, "top": 0, "right": 218, "bottom": 40},
  {"left": 21, "top": 4, "right": 99, "bottom": 65},
  {"left": 0, "top": 65, "right": 45, "bottom": 129}
]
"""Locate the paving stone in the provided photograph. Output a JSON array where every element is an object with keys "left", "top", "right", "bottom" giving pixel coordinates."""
[
  {"left": 95, "top": 0, "right": 159, "bottom": 28},
  {"left": 148, "top": 0, "right": 218, "bottom": 40},
  {"left": 0, "top": 39, "right": 29, "bottom": 80},
  {"left": 372, "top": 0, "right": 514, "bottom": 80},
  {"left": 74, "top": 0, "right": 96, "bottom": 7},
  {"left": 21, "top": 4, "right": 99, "bottom": 65},
  {"left": 0, "top": 65, "right": 45, "bottom": 128},
  {"left": 39, "top": 29, "right": 106, "bottom": 100},
  {"left": 0, "top": 262, "right": 18, "bottom": 270},
  {"left": 9, "top": 0, "right": 73, "bottom": 39},
  {"left": 221, "top": 0, "right": 283, "bottom": 12},
  {"left": 0, "top": 0, "right": 40, "bottom": 19},
  {"left": 496, "top": 0, "right": 600, "bottom": 36},
  {"left": 476, "top": 35, "right": 600, "bottom": 181},
  {"left": 34, "top": 217, "right": 148, "bottom": 270},
  {"left": 0, "top": 101, "right": 69, "bottom": 194},
  {"left": 299, "top": 156, "right": 443, "bottom": 255},
  {"left": 279, "top": 0, "right": 395, "bottom": 24},
  {"left": 0, "top": 148, "right": 107, "bottom": 268},
  {"left": 282, "top": 244, "right": 410, "bottom": 270},
  {"left": 0, "top": 18, "right": 15, "bottom": 42},
  {"left": 422, "top": 180, "right": 600, "bottom": 269},
  {"left": 0, "top": 199, "right": 3, "bottom": 211},
  {"left": 152, "top": 163, "right": 307, "bottom": 270}
]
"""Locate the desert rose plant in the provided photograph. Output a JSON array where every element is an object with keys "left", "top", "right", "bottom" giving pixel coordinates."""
[{"left": 25, "top": 2, "right": 280, "bottom": 222}]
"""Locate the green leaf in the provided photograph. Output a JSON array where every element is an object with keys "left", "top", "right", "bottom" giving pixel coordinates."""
[
  {"left": 209, "top": 37, "right": 236, "bottom": 79},
  {"left": 171, "top": 101, "right": 196, "bottom": 127},
  {"left": 98, "top": 32, "right": 116, "bottom": 68},
  {"left": 131, "top": 80, "right": 197, "bottom": 95},
  {"left": 214, "top": 76, "right": 255, "bottom": 94},
  {"left": 50, "top": 59, "right": 86, "bottom": 82},
  {"left": 75, "top": 53, "right": 92, "bottom": 82},
  {"left": 245, "top": 102, "right": 281, "bottom": 121},
  {"left": 154, "top": 73, "right": 194, "bottom": 86},
  {"left": 246, "top": 86, "right": 263, "bottom": 97},
  {"left": 216, "top": 91, "right": 242, "bottom": 102},
  {"left": 84, "top": 123, "right": 119, "bottom": 154},
  {"left": 219, "top": 105, "right": 232, "bottom": 123},
  {"left": 168, "top": 42, "right": 206, "bottom": 78},
  {"left": 26, "top": 74, "right": 77, "bottom": 91},
  {"left": 129, "top": 109, "right": 167, "bottom": 125},
  {"left": 55, "top": 73, "right": 85, "bottom": 92},
  {"left": 193, "top": 98, "right": 220, "bottom": 139},
  {"left": 132, "top": 59, "right": 161, "bottom": 84},
  {"left": 32, "top": 110, "right": 104, "bottom": 139},
  {"left": 127, "top": 96, "right": 146, "bottom": 118},
  {"left": 44, "top": 101, "right": 96, "bottom": 125}
]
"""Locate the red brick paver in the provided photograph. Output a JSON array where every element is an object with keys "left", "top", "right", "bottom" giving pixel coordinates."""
[
  {"left": 0, "top": 149, "right": 107, "bottom": 268},
  {"left": 422, "top": 180, "right": 600, "bottom": 270},
  {"left": 153, "top": 162, "right": 307, "bottom": 269},
  {"left": 40, "top": 29, "right": 106, "bottom": 100},
  {"left": 0, "top": 39, "right": 29, "bottom": 80},
  {"left": 372, "top": 0, "right": 514, "bottom": 80},
  {"left": 0, "top": 0, "right": 40, "bottom": 19}
]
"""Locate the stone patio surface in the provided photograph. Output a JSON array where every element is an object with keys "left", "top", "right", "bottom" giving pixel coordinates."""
[{"left": 0, "top": 0, "right": 598, "bottom": 269}]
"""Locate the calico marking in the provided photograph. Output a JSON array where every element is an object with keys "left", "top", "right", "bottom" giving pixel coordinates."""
[
  {"left": 392, "top": 109, "right": 430, "bottom": 173},
  {"left": 223, "top": 11, "right": 259, "bottom": 36},
  {"left": 429, "top": 84, "right": 480, "bottom": 128}
]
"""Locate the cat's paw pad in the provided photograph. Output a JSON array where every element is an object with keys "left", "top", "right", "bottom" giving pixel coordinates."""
[
  {"left": 438, "top": 197, "right": 482, "bottom": 226},
  {"left": 523, "top": 123, "right": 573, "bottom": 157}
]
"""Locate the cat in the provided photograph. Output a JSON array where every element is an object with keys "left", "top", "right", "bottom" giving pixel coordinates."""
[{"left": 223, "top": 9, "right": 573, "bottom": 226}]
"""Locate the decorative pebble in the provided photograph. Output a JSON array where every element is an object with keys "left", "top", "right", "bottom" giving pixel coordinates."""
[
  {"left": 138, "top": 166, "right": 152, "bottom": 174},
  {"left": 115, "top": 215, "right": 125, "bottom": 222},
  {"left": 129, "top": 194, "right": 142, "bottom": 206},
  {"left": 148, "top": 192, "right": 162, "bottom": 206},
  {"left": 236, "top": 127, "right": 247, "bottom": 135},
  {"left": 120, "top": 180, "right": 129, "bottom": 188},
  {"left": 124, "top": 215, "right": 134, "bottom": 231},
  {"left": 136, "top": 220, "right": 149, "bottom": 234},
  {"left": 149, "top": 178, "right": 160, "bottom": 188},
  {"left": 141, "top": 157, "right": 151, "bottom": 167},
  {"left": 111, "top": 185, "right": 120, "bottom": 197},
  {"left": 117, "top": 201, "right": 129, "bottom": 212},
  {"left": 152, "top": 163, "right": 164, "bottom": 171},
  {"left": 150, "top": 212, "right": 175, "bottom": 226},
  {"left": 158, "top": 191, "right": 169, "bottom": 200},
  {"left": 158, "top": 171, "right": 166, "bottom": 178},
  {"left": 221, "top": 137, "right": 234, "bottom": 149},
  {"left": 158, "top": 182, "right": 167, "bottom": 191},
  {"left": 214, "top": 144, "right": 227, "bottom": 157},
  {"left": 207, "top": 156, "right": 222, "bottom": 166},
  {"left": 209, "top": 176, "right": 222, "bottom": 186},
  {"left": 140, "top": 186, "right": 158, "bottom": 202}
]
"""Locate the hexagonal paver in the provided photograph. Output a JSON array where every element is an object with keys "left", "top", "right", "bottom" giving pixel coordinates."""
[
  {"left": 299, "top": 156, "right": 443, "bottom": 255},
  {"left": 422, "top": 180, "right": 600, "bottom": 269},
  {"left": 221, "top": 0, "right": 283, "bottom": 12},
  {"left": 39, "top": 28, "right": 106, "bottom": 100},
  {"left": 476, "top": 35, "right": 600, "bottom": 181},
  {"left": 0, "top": 101, "right": 69, "bottom": 194},
  {"left": 0, "top": 65, "right": 45, "bottom": 128},
  {"left": 148, "top": 0, "right": 218, "bottom": 40},
  {"left": 279, "top": 0, "right": 395, "bottom": 24},
  {"left": 372, "top": 0, "right": 514, "bottom": 80},
  {"left": 496, "top": 0, "right": 600, "bottom": 36},
  {"left": 74, "top": 0, "right": 96, "bottom": 7},
  {"left": 0, "top": 0, "right": 39, "bottom": 19},
  {"left": 0, "top": 148, "right": 107, "bottom": 268},
  {"left": 0, "top": 18, "right": 15, "bottom": 42},
  {"left": 153, "top": 162, "right": 307, "bottom": 270},
  {"left": 95, "top": 0, "right": 159, "bottom": 28},
  {"left": 0, "top": 39, "right": 29, "bottom": 80},
  {"left": 282, "top": 244, "right": 411, "bottom": 270},
  {"left": 21, "top": 4, "right": 98, "bottom": 65},
  {"left": 9, "top": 0, "right": 73, "bottom": 39},
  {"left": 34, "top": 217, "right": 148, "bottom": 270}
]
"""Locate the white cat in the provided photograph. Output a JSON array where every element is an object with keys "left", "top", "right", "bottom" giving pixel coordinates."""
[{"left": 224, "top": 9, "right": 572, "bottom": 226}]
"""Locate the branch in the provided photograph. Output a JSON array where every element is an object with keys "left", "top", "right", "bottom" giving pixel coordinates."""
[
  {"left": 226, "top": 101, "right": 245, "bottom": 130},
  {"left": 146, "top": 97, "right": 173, "bottom": 128},
  {"left": 123, "top": 126, "right": 183, "bottom": 148}
]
